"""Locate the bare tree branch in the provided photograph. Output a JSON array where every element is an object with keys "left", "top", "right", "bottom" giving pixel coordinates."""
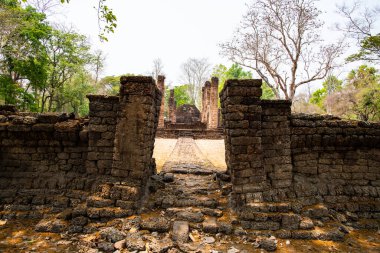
[{"left": 220, "top": 0, "right": 344, "bottom": 100}]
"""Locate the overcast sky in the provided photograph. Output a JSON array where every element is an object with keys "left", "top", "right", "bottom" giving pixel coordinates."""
[{"left": 52, "top": 0, "right": 379, "bottom": 91}]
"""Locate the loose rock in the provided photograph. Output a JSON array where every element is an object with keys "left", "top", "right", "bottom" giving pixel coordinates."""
[{"left": 172, "top": 221, "right": 189, "bottom": 243}]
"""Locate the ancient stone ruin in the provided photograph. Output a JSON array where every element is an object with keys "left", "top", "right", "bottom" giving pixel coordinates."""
[
  {"left": 156, "top": 77, "right": 223, "bottom": 139},
  {"left": 0, "top": 77, "right": 379, "bottom": 251}
]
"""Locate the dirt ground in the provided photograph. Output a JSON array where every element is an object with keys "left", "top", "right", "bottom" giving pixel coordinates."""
[{"left": 153, "top": 138, "right": 227, "bottom": 172}]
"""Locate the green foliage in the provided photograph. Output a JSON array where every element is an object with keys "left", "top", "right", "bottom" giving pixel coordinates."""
[
  {"left": 310, "top": 88, "right": 327, "bottom": 109},
  {"left": 347, "top": 34, "right": 380, "bottom": 63},
  {"left": 98, "top": 73, "right": 136, "bottom": 95},
  {"left": 307, "top": 66, "right": 379, "bottom": 122},
  {"left": 310, "top": 75, "right": 343, "bottom": 110},
  {"left": 173, "top": 84, "right": 192, "bottom": 107},
  {"left": 21, "top": 0, "right": 117, "bottom": 41},
  {"left": 212, "top": 63, "right": 275, "bottom": 100},
  {"left": 0, "top": 2, "right": 105, "bottom": 115}
]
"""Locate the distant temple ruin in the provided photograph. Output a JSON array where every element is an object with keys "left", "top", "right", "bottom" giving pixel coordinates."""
[{"left": 156, "top": 76, "right": 223, "bottom": 138}]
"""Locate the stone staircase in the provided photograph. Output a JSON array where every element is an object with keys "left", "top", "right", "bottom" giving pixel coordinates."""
[{"left": 142, "top": 170, "right": 350, "bottom": 242}]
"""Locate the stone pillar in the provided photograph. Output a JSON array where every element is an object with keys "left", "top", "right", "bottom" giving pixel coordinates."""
[
  {"left": 205, "top": 81, "right": 211, "bottom": 126},
  {"left": 201, "top": 86, "right": 206, "bottom": 124},
  {"left": 112, "top": 76, "right": 162, "bottom": 185},
  {"left": 157, "top": 75, "right": 165, "bottom": 128},
  {"left": 208, "top": 77, "right": 219, "bottom": 129},
  {"left": 86, "top": 95, "right": 119, "bottom": 175},
  {"left": 220, "top": 79, "right": 267, "bottom": 206},
  {"left": 169, "top": 89, "right": 176, "bottom": 124}
]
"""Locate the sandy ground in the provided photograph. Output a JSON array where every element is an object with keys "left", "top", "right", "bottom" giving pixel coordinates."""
[
  {"left": 153, "top": 138, "right": 177, "bottom": 172},
  {"left": 195, "top": 139, "right": 227, "bottom": 170},
  {"left": 153, "top": 138, "right": 227, "bottom": 172}
]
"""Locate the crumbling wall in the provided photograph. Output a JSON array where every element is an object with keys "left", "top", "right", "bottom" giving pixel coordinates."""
[
  {"left": 220, "top": 79, "right": 380, "bottom": 217},
  {"left": 291, "top": 114, "right": 380, "bottom": 217},
  {"left": 0, "top": 76, "right": 162, "bottom": 218},
  {"left": 0, "top": 111, "right": 92, "bottom": 217}
]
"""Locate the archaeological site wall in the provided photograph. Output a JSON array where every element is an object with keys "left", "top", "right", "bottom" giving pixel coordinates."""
[
  {"left": 220, "top": 79, "right": 380, "bottom": 219},
  {"left": 0, "top": 76, "right": 161, "bottom": 220}
]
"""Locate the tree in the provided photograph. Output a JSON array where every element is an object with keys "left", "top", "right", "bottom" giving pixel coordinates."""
[
  {"left": 336, "top": 1, "right": 380, "bottom": 62},
  {"left": 151, "top": 58, "right": 164, "bottom": 81},
  {"left": 0, "top": 1, "right": 51, "bottom": 110},
  {"left": 22, "top": 0, "right": 117, "bottom": 41},
  {"left": 310, "top": 75, "right": 343, "bottom": 113},
  {"left": 173, "top": 84, "right": 192, "bottom": 107},
  {"left": 212, "top": 63, "right": 275, "bottom": 99},
  {"left": 220, "top": 0, "right": 343, "bottom": 100},
  {"left": 313, "top": 66, "right": 380, "bottom": 121},
  {"left": 180, "top": 58, "right": 211, "bottom": 107},
  {"left": 91, "top": 49, "right": 105, "bottom": 84}
]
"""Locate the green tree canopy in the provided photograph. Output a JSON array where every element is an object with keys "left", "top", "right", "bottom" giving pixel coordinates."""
[{"left": 212, "top": 63, "right": 275, "bottom": 100}]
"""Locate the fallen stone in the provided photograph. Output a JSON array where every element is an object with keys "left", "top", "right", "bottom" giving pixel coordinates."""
[
  {"left": 163, "top": 173, "right": 175, "bottom": 183},
  {"left": 97, "top": 242, "right": 114, "bottom": 252},
  {"left": 299, "top": 217, "right": 314, "bottom": 230},
  {"left": 282, "top": 214, "right": 301, "bottom": 230},
  {"left": 140, "top": 217, "right": 171, "bottom": 232},
  {"left": 203, "top": 236, "right": 215, "bottom": 244},
  {"left": 346, "top": 211, "right": 359, "bottom": 221},
  {"left": 125, "top": 233, "right": 145, "bottom": 251},
  {"left": 234, "top": 227, "right": 247, "bottom": 236},
  {"left": 114, "top": 240, "right": 125, "bottom": 250},
  {"left": 227, "top": 247, "right": 240, "bottom": 253},
  {"left": 202, "top": 217, "right": 218, "bottom": 233},
  {"left": 218, "top": 222, "right": 233, "bottom": 235},
  {"left": 35, "top": 219, "right": 68, "bottom": 233},
  {"left": 256, "top": 236, "right": 277, "bottom": 252},
  {"left": 122, "top": 216, "right": 141, "bottom": 231},
  {"left": 148, "top": 236, "right": 174, "bottom": 253},
  {"left": 172, "top": 221, "right": 189, "bottom": 243},
  {"left": 100, "top": 227, "right": 126, "bottom": 243},
  {"left": 71, "top": 216, "right": 88, "bottom": 226}
]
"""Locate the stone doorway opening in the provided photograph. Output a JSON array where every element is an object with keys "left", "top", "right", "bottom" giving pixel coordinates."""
[{"left": 153, "top": 137, "right": 227, "bottom": 174}]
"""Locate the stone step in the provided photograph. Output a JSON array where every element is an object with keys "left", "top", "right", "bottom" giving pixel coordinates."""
[
  {"left": 86, "top": 196, "right": 115, "bottom": 208},
  {"left": 243, "top": 202, "right": 293, "bottom": 213},
  {"left": 168, "top": 197, "right": 219, "bottom": 209},
  {"left": 166, "top": 167, "right": 216, "bottom": 175},
  {"left": 86, "top": 207, "right": 133, "bottom": 219}
]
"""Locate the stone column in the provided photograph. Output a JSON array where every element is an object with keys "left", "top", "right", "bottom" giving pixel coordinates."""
[
  {"left": 205, "top": 81, "right": 211, "bottom": 127},
  {"left": 220, "top": 79, "right": 267, "bottom": 206},
  {"left": 112, "top": 76, "right": 162, "bottom": 185},
  {"left": 201, "top": 86, "right": 206, "bottom": 124},
  {"left": 157, "top": 75, "right": 165, "bottom": 128},
  {"left": 208, "top": 77, "right": 219, "bottom": 129},
  {"left": 169, "top": 89, "right": 176, "bottom": 124}
]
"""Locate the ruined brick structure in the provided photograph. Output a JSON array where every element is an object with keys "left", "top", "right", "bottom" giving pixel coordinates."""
[
  {"left": 175, "top": 104, "right": 201, "bottom": 124},
  {"left": 220, "top": 79, "right": 380, "bottom": 226},
  {"left": 157, "top": 75, "right": 165, "bottom": 129},
  {"left": 156, "top": 77, "right": 223, "bottom": 139},
  {"left": 0, "top": 76, "right": 379, "bottom": 236},
  {"left": 0, "top": 76, "right": 161, "bottom": 219},
  {"left": 168, "top": 89, "right": 176, "bottom": 124},
  {"left": 201, "top": 78, "right": 219, "bottom": 129}
]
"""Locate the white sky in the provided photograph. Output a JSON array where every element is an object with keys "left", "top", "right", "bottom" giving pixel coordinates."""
[{"left": 51, "top": 0, "right": 379, "bottom": 91}]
